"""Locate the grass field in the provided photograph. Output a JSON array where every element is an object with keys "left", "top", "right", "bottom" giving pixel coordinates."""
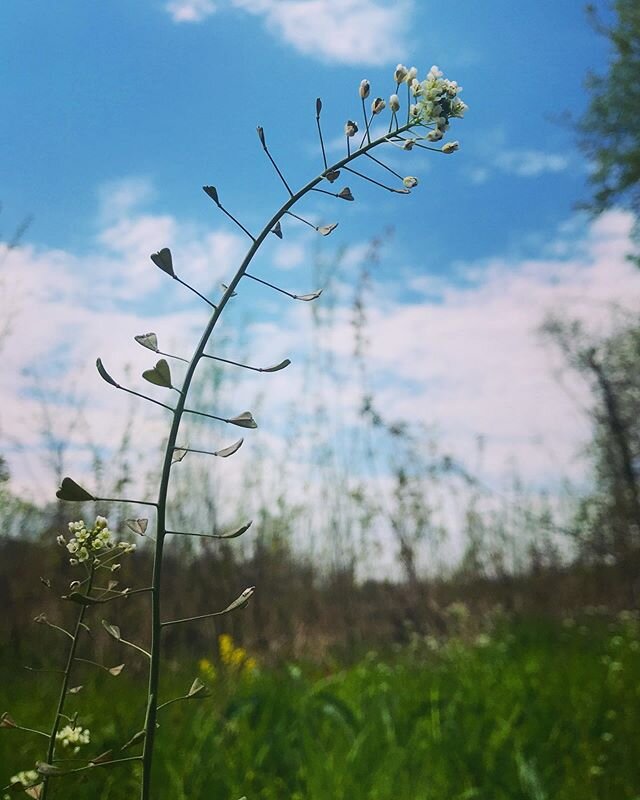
[{"left": 1, "top": 614, "right": 639, "bottom": 799}]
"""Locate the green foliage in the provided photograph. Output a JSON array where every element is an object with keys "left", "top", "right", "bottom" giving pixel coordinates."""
[
  {"left": 541, "top": 312, "right": 640, "bottom": 563},
  {"left": 578, "top": 2, "right": 640, "bottom": 247},
  {"left": 2, "top": 618, "right": 639, "bottom": 799}
]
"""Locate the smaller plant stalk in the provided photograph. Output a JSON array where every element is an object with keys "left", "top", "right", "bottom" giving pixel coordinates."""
[
  {"left": 41, "top": 564, "right": 95, "bottom": 800},
  {"left": 140, "top": 121, "right": 417, "bottom": 798}
]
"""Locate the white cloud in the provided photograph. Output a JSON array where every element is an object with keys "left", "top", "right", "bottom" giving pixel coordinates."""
[
  {"left": 236, "top": 0, "right": 412, "bottom": 65},
  {"left": 165, "top": 0, "right": 217, "bottom": 23},
  {"left": 165, "top": 0, "right": 413, "bottom": 65},
  {"left": 494, "top": 148, "right": 570, "bottom": 178},
  {"left": 273, "top": 241, "right": 306, "bottom": 270},
  {"left": 2, "top": 172, "right": 638, "bottom": 566}
]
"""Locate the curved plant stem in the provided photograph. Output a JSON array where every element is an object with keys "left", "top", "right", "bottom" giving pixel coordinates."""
[{"left": 140, "top": 120, "right": 413, "bottom": 799}]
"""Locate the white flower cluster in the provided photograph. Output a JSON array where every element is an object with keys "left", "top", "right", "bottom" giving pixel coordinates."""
[
  {"left": 57, "top": 516, "right": 136, "bottom": 566},
  {"left": 411, "top": 64, "right": 467, "bottom": 141},
  {"left": 56, "top": 724, "right": 90, "bottom": 753},
  {"left": 9, "top": 769, "right": 39, "bottom": 788}
]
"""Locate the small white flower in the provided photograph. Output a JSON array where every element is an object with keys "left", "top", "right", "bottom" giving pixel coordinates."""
[
  {"left": 67, "top": 541, "right": 79, "bottom": 554},
  {"left": 57, "top": 535, "right": 66, "bottom": 547},
  {"left": 403, "top": 176, "right": 418, "bottom": 188},
  {"left": 95, "top": 515, "right": 108, "bottom": 530},
  {"left": 10, "top": 770, "right": 39, "bottom": 788},
  {"left": 426, "top": 128, "right": 444, "bottom": 142},
  {"left": 359, "top": 79, "right": 370, "bottom": 99},
  {"left": 389, "top": 94, "right": 400, "bottom": 113},
  {"left": 77, "top": 547, "right": 89, "bottom": 563},
  {"left": 406, "top": 66, "right": 418, "bottom": 83},
  {"left": 56, "top": 725, "right": 90, "bottom": 749}
]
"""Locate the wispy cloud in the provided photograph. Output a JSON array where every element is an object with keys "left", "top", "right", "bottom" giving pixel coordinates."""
[
  {"left": 165, "top": 0, "right": 217, "bottom": 23},
  {"left": 470, "top": 149, "right": 571, "bottom": 184},
  {"left": 165, "top": 0, "right": 413, "bottom": 65},
  {"left": 494, "top": 149, "right": 570, "bottom": 178}
]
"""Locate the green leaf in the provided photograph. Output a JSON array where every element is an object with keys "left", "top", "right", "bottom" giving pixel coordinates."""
[
  {"left": 228, "top": 411, "right": 257, "bottom": 429},
  {"left": 64, "top": 592, "right": 106, "bottom": 606},
  {"left": 134, "top": 332, "right": 159, "bottom": 352},
  {"left": 214, "top": 521, "right": 252, "bottom": 539},
  {"left": 56, "top": 477, "right": 95, "bottom": 502},
  {"left": 261, "top": 358, "right": 291, "bottom": 373},
  {"left": 36, "top": 762, "right": 62, "bottom": 776},
  {"left": 202, "top": 185, "right": 220, "bottom": 205},
  {"left": 214, "top": 439, "right": 243, "bottom": 458},
  {"left": 89, "top": 750, "right": 113, "bottom": 765},
  {"left": 150, "top": 248, "right": 175, "bottom": 277},
  {"left": 102, "top": 620, "right": 121, "bottom": 641},
  {"left": 295, "top": 290, "right": 323, "bottom": 302},
  {"left": 187, "top": 677, "right": 208, "bottom": 698},
  {"left": 96, "top": 358, "right": 119, "bottom": 388},
  {"left": 142, "top": 358, "right": 172, "bottom": 388},
  {"left": 121, "top": 729, "right": 145, "bottom": 751},
  {"left": 125, "top": 518, "right": 148, "bottom": 536}
]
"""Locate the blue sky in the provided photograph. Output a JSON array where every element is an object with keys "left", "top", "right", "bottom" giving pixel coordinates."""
[
  {"left": 1, "top": 0, "right": 610, "bottom": 258},
  {"left": 1, "top": 1, "right": 638, "bottom": 562}
]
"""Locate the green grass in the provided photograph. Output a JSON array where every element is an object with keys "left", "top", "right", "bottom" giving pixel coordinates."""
[{"left": 2, "top": 615, "right": 639, "bottom": 799}]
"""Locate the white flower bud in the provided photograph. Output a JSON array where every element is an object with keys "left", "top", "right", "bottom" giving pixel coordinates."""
[
  {"left": 389, "top": 94, "right": 400, "bottom": 112},
  {"left": 410, "top": 104, "right": 419, "bottom": 117},
  {"left": 344, "top": 119, "right": 358, "bottom": 137},
  {"left": 426, "top": 128, "right": 444, "bottom": 142},
  {"left": 394, "top": 64, "right": 408, "bottom": 83},
  {"left": 406, "top": 66, "right": 418, "bottom": 83},
  {"left": 402, "top": 139, "right": 416, "bottom": 150},
  {"left": 57, "top": 535, "right": 66, "bottom": 547},
  {"left": 371, "top": 97, "right": 386, "bottom": 115},
  {"left": 403, "top": 176, "right": 418, "bottom": 189},
  {"left": 442, "top": 141, "right": 460, "bottom": 154},
  {"left": 359, "top": 79, "right": 370, "bottom": 99}
]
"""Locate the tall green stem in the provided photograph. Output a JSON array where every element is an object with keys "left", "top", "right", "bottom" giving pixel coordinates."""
[
  {"left": 140, "top": 122, "right": 413, "bottom": 799},
  {"left": 41, "top": 564, "right": 95, "bottom": 800}
]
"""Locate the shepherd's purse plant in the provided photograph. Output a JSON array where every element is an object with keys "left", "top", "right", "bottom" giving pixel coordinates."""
[{"left": 2, "top": 63, "right": 466, "bottom": 799}]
